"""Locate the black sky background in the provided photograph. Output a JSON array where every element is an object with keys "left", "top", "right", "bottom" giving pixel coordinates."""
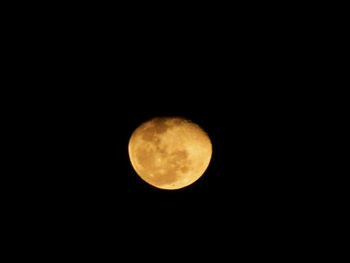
[{"left": 8, "top": 7, "right": 326, "bottom": 255}]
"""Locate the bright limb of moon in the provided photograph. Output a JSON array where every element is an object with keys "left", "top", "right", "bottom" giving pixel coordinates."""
[{"left": 128, "top": 117, "right": 212, "bottom": 190}]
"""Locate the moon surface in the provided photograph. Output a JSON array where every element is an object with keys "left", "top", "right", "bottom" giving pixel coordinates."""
[{"left": 128, "top": 117, "right": 212, "bottom": 190}]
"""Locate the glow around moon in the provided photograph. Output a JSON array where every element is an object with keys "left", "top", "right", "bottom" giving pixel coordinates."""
[{"left": 128, "top": 117, "right": 212, "bottom": 190}]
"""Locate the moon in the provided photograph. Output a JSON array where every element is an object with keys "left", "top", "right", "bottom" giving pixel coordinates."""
[{"left": 128, "top": 117, "right": 212, "bottom": 190}]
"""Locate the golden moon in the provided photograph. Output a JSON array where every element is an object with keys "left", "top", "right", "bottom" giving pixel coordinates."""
[{"left": 128, "top": 117, "right": 212, "bottom": 190}]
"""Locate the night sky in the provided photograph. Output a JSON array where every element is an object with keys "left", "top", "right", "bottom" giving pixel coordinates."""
[{"left": 13, "top": 10, "right": 320, "bottom": 255}]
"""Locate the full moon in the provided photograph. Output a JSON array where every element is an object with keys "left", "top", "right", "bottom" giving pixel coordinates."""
[{"left": 128, "top": 117, "right": 212, "bottom": 190}]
